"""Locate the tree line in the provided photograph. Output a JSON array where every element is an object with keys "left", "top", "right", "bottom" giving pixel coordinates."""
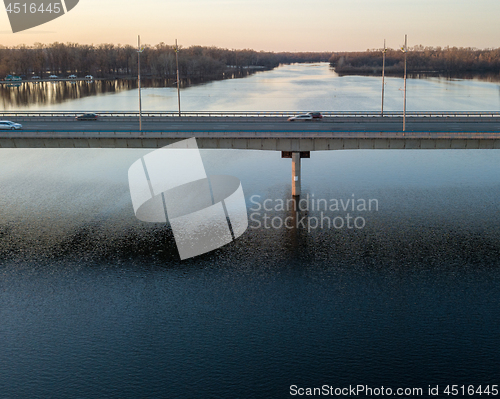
[
  {"left": 329, "top": 46, "right": 500, "bottom": 74},
  {"left": 0, "top": 42, "right": 331, "bottom": 79}
]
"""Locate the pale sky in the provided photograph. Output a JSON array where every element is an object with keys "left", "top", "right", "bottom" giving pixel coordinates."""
[{"left": 1, "top": 0, "right": 499, "bottom": 51}]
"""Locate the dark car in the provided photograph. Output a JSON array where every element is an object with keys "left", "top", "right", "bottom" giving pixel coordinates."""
[
  {"left": 76, "top": 113, "right": 98, "bottom": 121},
  {"left": 307, "top": 112, "right": 323, "bottom": 119}
]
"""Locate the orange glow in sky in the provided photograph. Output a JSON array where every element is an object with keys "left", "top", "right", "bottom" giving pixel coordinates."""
[{"left": 1, "top": 0, "right": 499, "bottom": 51}]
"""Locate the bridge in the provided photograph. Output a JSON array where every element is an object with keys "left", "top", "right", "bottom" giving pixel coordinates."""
[{"left": 1, "top": 111, "right": 500, "bottom": 195}]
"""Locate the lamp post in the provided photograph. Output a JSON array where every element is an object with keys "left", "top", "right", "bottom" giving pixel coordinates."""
[
  {"left": 401, "top": 34, "right": 407, "bottom": 132},
  {"left": 137, "top": 35, "right": 144, "bottom": 131},
  {"left": 174, "top": 39, "right": 181, "bottom": 117},
  {"left": 381, "top": 39, "right": 387, "bottom": 115}
]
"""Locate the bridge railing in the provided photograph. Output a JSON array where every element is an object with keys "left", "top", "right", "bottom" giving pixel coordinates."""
[{"left": 1, "top": 111, "right": 500, "bottom": 118}]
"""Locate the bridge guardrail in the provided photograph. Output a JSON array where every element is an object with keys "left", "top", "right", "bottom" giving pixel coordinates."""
[{"left": 1, "top": 111, "right": 500, "bottom": 119}]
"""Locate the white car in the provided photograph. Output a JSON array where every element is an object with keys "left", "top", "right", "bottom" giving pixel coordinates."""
[
  {"left": 49, "top": 75, "right": 58, "bottom": 79},
  {"left": 85, "top": 75, "right": 93, "bottom": 79},
  {"left": 0, "top": 120, "right": 22, "bottom": 130},
  {"left": 68, "top": 74, "right": 77, "bottom": 79},
  {"left": 31, "top": 75, "right": 40, "bottom": 79},
  {"left": 288, "top": 114, "right": 313, "bottom": 122}
]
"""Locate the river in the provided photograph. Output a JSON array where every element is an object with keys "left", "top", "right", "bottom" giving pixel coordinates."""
[
  {"left": 0, "top": 63, "right": 499, "bottom": 398},
  {"left": 1, "top": 63, "right": 500, "bottom": 111}
]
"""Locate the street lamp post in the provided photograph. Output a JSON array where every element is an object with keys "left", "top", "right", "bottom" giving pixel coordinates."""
[
  {"left": 137, "top": 35, "right": 144, "bottom": 131},
  {"left": 401, "top": 34, "right": 408, "bottom": 132},
  {"left": 175, "top": 39, "right": 181, "bottom": 117},
  {"left": 381, "top": 39, "right": 387, "bottom": 115}
]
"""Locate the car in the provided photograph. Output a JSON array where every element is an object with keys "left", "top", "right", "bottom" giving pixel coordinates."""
[
  {"left": 68, "top": 74, "right": 77, "bottom": 79},
  {"left": 31, "top": 76, "right": 40, "bottom": 79},
  {"left": 307, "top": 112, "right": 323, "bottom": 119},
  {"left": 85, "top": 75, "right": 93, "bottom": 79},
  {"left": 0, "top": 120, "right": 22, "bottom": 130},
  {"left": 288, "top": 114, "right": 313, "bottom": 122},
  {"left": 49, "top": 75, "right": 58, "bottom": 79},
  {"left": 76, "top": 113, "right": 98, "bottom": 121}
]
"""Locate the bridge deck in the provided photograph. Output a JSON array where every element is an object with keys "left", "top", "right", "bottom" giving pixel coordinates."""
[{"left": 1, "top": 116, "right": 500, "bottom": 150}]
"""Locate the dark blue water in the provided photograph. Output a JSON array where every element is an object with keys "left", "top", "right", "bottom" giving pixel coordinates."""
[{"left": 1, "top": 148, "right": 500, "bottom": 398}]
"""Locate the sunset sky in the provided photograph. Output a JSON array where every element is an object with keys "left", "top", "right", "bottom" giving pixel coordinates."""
[{"left": 1, "top": 0, "right": 499, "bottom": 51}]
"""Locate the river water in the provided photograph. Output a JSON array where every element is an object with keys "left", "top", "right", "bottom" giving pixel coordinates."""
[
  {"left": 1, "top": 64, "right": 500, "bottom": 398},
  {"left": 1, "top": 63, "right": 500, "bottom": 111}
]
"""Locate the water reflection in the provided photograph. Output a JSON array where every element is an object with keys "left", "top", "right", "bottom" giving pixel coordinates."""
[
  {"left": 409, "top": 72, "right": 500, "bottom": 82},
  {"left": 1, "top": 79, "right": 144, "bottom": 109},
  {"left": 334, "top": 68, "right": 500, "bottom": 83},
  {"left": 0, "top": 69, "right": 258, "bottom": 110}
]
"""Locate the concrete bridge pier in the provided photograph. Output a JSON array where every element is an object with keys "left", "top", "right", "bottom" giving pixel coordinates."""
[
  {"left": 292, "top": 152, "right": 301, "bottom": 196},
  {"left": 282, "top": 151, "right": 310, "bottom": 197}
]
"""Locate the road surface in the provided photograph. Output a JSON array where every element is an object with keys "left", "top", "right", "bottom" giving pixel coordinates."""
[{"left": 11, "top": 117, "right": 500, "bottom": 133}]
